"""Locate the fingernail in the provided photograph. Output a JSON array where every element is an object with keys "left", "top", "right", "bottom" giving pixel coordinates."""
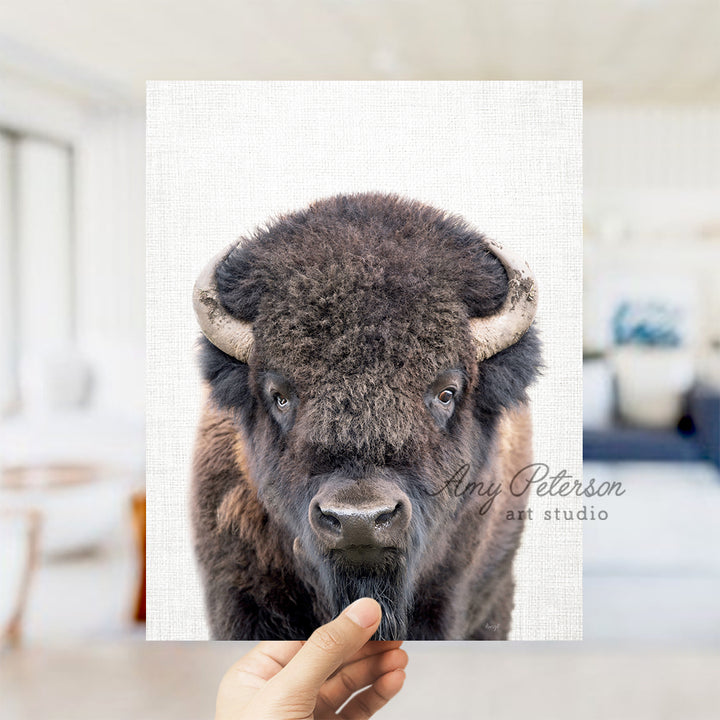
[{"left": 344, "top": 598, "right": 381, "bottom": 628}]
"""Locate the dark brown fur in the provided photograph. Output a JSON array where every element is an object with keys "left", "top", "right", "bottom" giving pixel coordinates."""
[{"left": 191, "top": 193, "right": 541, "bottom": 640}]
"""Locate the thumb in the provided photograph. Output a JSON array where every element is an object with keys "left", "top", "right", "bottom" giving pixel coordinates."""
[{"left": 266, "top": 598, "right": 381, "bottom": 704}]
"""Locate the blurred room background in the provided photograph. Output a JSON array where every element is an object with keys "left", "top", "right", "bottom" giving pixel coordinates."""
[
  {"left": 583, "top": 105, "right": 720, "bottom": 643},
  {"left": 0, "top": 25, "right": 145, "bottom": 648},
  {"left": 1, "top": 1, "right": 719, "bottom": 718}
]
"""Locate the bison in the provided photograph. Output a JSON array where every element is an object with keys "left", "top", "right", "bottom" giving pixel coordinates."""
[{"left": 191, "top": 193, "right": 541, "bottom": 640}]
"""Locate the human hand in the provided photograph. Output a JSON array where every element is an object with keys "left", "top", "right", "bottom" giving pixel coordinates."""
[{"left": 215, "top": 598, "right": 407, "bottom": 719}]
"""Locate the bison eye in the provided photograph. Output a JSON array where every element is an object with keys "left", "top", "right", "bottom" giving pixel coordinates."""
[
  {"left": 273, "top": 393, "right": 289, "bottom": 410},
  {"left": 426, "top": 370, "right": 464, "bottom": 429}
]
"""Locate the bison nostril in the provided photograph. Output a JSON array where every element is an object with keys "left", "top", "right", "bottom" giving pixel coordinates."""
[
  {"left": 317, "top": 508, "right": 342, "bottom": 534},
  {"left": 375, "top": 503, "right": 401, "bottom": 528}
]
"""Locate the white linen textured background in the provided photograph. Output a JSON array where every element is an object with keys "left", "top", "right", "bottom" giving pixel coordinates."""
[{"left": 146, "top": 81, "right": 582, "bottom": 641}]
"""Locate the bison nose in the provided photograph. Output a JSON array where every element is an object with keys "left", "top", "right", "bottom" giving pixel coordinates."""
[{"left": 309, "top": 499, "right": 410, "bottom": 550}]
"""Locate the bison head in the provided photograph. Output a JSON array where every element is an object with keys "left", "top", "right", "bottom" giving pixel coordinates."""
[{"left": 194, "top": 194, "right": 540, "bottom": 639}]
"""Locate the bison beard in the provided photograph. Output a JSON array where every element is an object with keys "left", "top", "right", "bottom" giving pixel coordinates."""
[
  {"left": 293, "top": 528, "right": 413, "bottom": 640},
  {"left": 316, "top": 552, "right": 411, "bottom": 641}
]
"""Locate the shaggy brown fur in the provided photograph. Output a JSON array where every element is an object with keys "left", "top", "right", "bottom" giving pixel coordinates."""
[{"left": 191, "top": 193, "right": 541, "bottom": 640}]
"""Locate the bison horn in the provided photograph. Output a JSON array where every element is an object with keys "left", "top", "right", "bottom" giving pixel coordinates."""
[
  {"left": 470, "top": 240, "right": 538, "bottom": 361},
  {"left": 194, "top": 238, "right": 537, "bottom": 364},
  {"left": 192, "top": 245, "right": 255, "bottom": 363}
]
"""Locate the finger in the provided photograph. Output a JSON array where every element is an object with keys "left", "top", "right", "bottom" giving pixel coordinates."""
[
  {"left": 248, "top": 641, "right": 305, "bottom": 673},
  {"left": 265, "top": 598, "right": 381, "bottom": 703},
  {"left": 337, "top": 669, "right": 406, "bottom": 719},
  {"left": 315, "top": 648, "right": 408, "bottom": 717},
  {"left": 224, "top": 641, "right": 304, "bottom": 687},
  {"left": 238, "top": 639, "right": 404, "bottom": 685},
  {"left": 326, "top": 640, "right": 404, "bottom": 678}
]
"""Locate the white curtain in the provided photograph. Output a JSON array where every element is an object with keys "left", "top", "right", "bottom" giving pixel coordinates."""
[
  {"left": 0, "top": 133, "right": 73, "bottom": 416},
  {"left": 17, "top": 138, "right": 73, "bottom": 352},
  {"left": 0, "top": 133, "right": 16, "bottom": 414}
]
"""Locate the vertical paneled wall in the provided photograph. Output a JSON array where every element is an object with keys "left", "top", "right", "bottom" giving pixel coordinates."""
[
  {"left": 585, "top": 105, "right": 720, "bottom": 227},
  {"left": 74, "top": 112, "right": 145, "bottom": 414},
  {"left": 584, "top": 104, "right": 720, "bottom": 381}
]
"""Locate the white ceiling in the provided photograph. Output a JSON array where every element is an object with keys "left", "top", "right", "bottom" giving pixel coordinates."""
[{"left": 0, "top": 0, "right": 719, "bottom": 105}]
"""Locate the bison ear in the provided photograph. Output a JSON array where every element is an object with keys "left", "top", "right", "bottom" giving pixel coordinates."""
[
  {"left": 474, "top": 324, "right": 542, "bottom": 419},
  {"left": 199, "top": 335, "right": 256, "bottom": 418}
]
